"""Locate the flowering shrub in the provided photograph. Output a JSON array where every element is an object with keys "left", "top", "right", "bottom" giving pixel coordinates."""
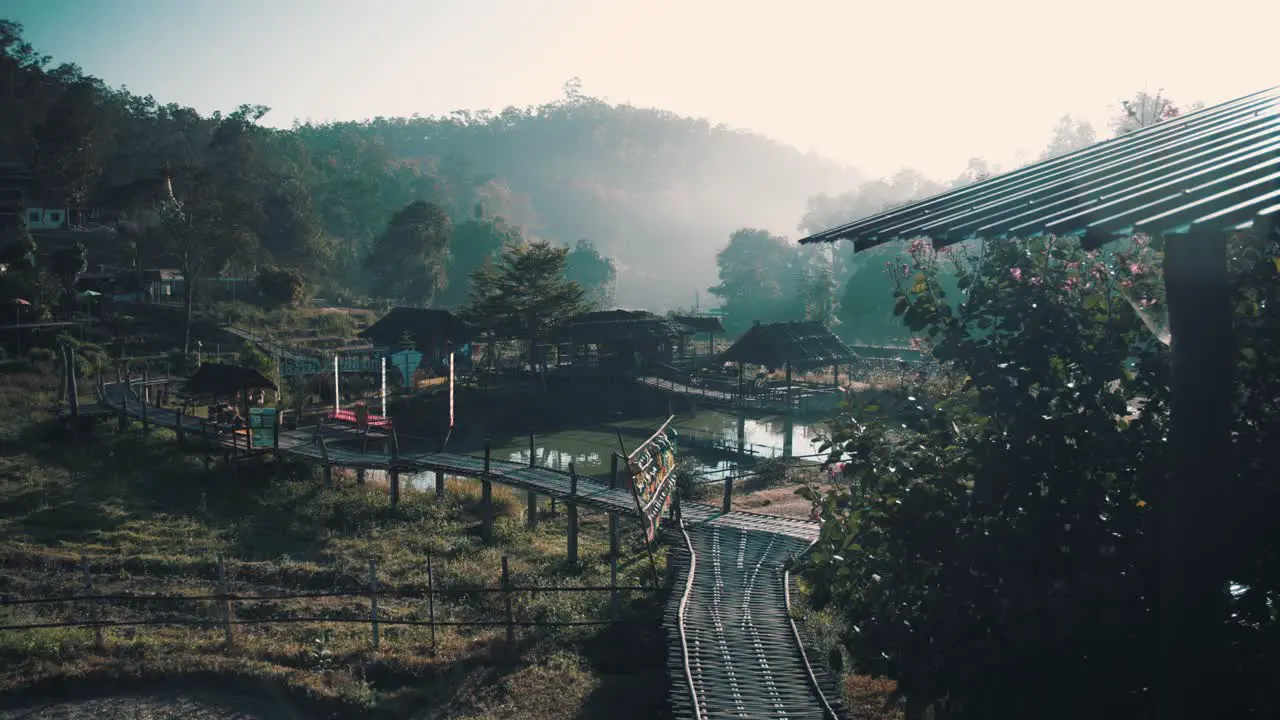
[
  {"left": 800, "top": 227, "right": 1280, "bottom": 718},
  {"left": 798, "top": 233, "right": 1174, "bottom": 719}
]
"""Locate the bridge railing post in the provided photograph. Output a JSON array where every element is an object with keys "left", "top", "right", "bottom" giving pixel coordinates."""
[{"left": 567, "top": 461, "right": 579, "bottom": 566}]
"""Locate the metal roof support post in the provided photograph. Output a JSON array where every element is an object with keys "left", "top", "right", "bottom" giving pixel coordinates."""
[{"left": 1157, "top": 226, "right": 1234, "bottom": 720}]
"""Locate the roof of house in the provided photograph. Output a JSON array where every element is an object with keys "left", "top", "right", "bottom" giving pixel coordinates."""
[
  {"left": 719, "top": 320, "right": 858, "bottom": 371},
  {"left": 800, "top": 85, "right": 1280, "bottom": 251},
  {"left": 554, "top": 309, "right": 693, "bottom": 344},
  {"left": 358, "top": 307, "right": 474, "bottom": 348},
  {"left": 186, "top": 362, "right": 278, "bottom": 397},
  {"left": 670, "top": 314, "right": 726, "bottom": 334}
]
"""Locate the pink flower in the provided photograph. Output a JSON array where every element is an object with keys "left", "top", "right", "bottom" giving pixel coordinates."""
[
  {"left": 908, "top": 238, "right": 929, "bottom": 255},
  {"left": 1010, "top": 267, "right": 1023, "bottom": 281},
  {"left": 1129, "top": 263, "right": 1144, "bottom": 275}
]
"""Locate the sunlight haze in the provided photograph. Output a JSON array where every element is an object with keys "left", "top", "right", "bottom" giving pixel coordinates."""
[{"left": 10, "top": 0, "right": 1278, "bottom": 183}]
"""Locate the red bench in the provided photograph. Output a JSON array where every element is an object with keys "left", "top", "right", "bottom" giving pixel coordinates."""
[{"left": 325, "top": 409, "right": 393, "bottom": 430}]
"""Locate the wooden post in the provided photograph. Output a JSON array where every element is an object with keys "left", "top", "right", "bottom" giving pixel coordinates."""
[
  {"left": 357, "top": 468, "right": 366, "bottom": 485},
  {"left": 722, "top": 473, "right": 733, "bottom": 514},
  {"left": 567, "top": 462, "right": 579, "bottom": 566},
  {"left": 526, "top": 490, "right": 538, "bottom": 529},
  {"left": 176, "top": 403, "right": 186, "bottom": 445},
  {"left": 65, "top": 345, "right": 80, "bottom": 420},
  {"left": 426, "top": 553, "right": 437, "bottom": 656},
  {"left": 1157, "top": 227, "right": 1234, "bottom": 720},
  {"left": 609, "top": 551, "right": 620, "bottom": 621},
  {"left": 369, "top": 560, "right": 380, "bottom": 651},
  {"left": 390, "top": 469, "right": 400, "bottom": 508},
  {"left": 608, "top": 453, "right": 620, "bottom": 561},
  {"left": 435, "top": 470, "right": 444, "bottom": 497},
  {"left": 216, "top": 555, "right": 235, "bottom": 650},
  {"left": 82, "top": 557, "right": 103, "bottom": 651},
  {"left": 529, "top": 433, "right": 535, "bottom": 467},
  {"left": 605, "top": 450, "right": 623, "bottom": 616},
  {"left": 271, "top": 408, "right": 281, "bottom": 480},
  {"left": 501, "top": 555, "right": 515, "bottom": 653},
  {"left": 482, "top": 439, "right": 493, "bottom": 542}
]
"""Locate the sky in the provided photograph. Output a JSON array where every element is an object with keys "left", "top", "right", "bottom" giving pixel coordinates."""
[{"left": 6, "top": 0, "right": 1279, "bottom": 182}]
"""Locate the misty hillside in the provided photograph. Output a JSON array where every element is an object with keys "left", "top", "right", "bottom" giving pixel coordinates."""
[{"left": 313, "top": 89, "right": 863, "bottom": 307}]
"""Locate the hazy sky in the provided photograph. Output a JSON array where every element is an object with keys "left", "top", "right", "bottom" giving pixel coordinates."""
[{"left": 7, "top": 0, "right": 1279, "bottom": 181}]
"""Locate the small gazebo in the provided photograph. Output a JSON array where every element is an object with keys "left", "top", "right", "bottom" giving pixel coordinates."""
[
  {"left": 671, "top": 313, "right": 727, "bottom": 363},
  {"left": 185, "top": 362, "right": 279, "bottom": 419},
  {"left": 719, "top": 320, "right": 858, "bottom": 403},
  {"left": 555, "top": 309, "right": 692, "bottom": 372}
]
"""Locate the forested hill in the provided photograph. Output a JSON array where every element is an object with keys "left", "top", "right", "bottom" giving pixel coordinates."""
[
  {"left": 1, "top": 17, "right": 861, "bottom": 311},
  {"left": 308, "top": 90, "right": 863, "bottom": 307}
]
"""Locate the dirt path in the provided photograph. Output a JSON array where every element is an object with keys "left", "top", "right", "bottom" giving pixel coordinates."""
[{"left": 0, "top": 691, "right": 301, "bottom": 720}]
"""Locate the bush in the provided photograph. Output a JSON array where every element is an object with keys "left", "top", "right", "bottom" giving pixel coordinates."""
[{"left": 799, "top": 234, "right": 1172, "bottom": 719}]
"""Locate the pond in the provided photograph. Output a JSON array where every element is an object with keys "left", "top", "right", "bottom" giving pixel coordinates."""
[{"left": 400, "top": 409, "right": 831, "bottom": 492}]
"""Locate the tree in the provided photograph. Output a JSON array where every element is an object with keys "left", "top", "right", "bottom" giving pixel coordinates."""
[
  {"left": 1041, "top": 114, "right": 1098, "bottom": 160},
  {"left": 799, "top": 234, "right": 1173, "bottom": 719},
  {"left": 462, "top": 241, "right": 588, "bottom": 370},
  {"left": 256, "top": 266, "right": 308, "bottom": 308},
  {"left": 564, "top": 238, "right": 617, "bottom": 308},
  {"left": 364, "top": 200, "right": 452, "bottom": 306},
  {"left": 437, "top": 202, "right": 522, "bottom": 307},
  {"left": 1111, "top": 89, "right": 1203, "bottom": 135},
  {"left": 49, "top": 240, "right": 87, "bottom": 316},
  {"left": 708, "top": 228, "right": 803, "bottom": 334}
]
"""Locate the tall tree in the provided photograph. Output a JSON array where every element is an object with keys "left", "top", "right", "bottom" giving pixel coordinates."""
[
  {"left": 564, "top": 238, "right": 617, "bottom": 308},
  {"left": 708, "top": 228, "right": 802, "bottom": 333},
  {"left": 1041, "top": 114, "right": 1098, "bottom": 160},
  {"left": 49, "top": 240, "right": 87, "bottom": 316},
  {"left": 364, "top": 200, "right": 453, "bottom": 306},
  {"left": 437, "top": 202, "right": 522, "bottom": 307},
  {"left": 462, "top": 241, "right": 588, "bottom": 370}
]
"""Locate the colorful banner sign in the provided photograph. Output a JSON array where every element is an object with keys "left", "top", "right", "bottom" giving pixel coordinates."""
[
  {"left": 448, "top": 351, "right": 455, "bottom": 428},
  {"left": 626, "top": 423, "right": 679, "bottom": 543}
]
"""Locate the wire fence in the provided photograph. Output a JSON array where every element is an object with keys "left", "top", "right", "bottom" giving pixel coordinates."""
[{"left": 0, "top": 553, "right": 666, "bottom": 656}]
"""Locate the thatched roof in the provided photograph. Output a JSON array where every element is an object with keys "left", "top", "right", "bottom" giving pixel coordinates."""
[
  {"left": 671, "top": 314, "right": 725, "bottom": 334},
  {"left": 186, "top": 363, "right": 278, "bottom": 397},
  {"left": 719, "top": 321, "right": 858, "bottom": 371},
  {"left": 359, "top": 308, "right": 474, "bottom": 350},
  {"left": 554, "top": 309, "right": 692, "bottom": 344}
]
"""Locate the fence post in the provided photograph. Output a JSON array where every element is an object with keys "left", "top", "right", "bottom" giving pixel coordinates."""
[
  {"left": 435, "top": 470, "right": 444, "bottom": 497},
  {"left": 567, "top": 462, "right": 579, "bottom": 566},
  {"left": 390, "top": 469, "right": 400, "bottom": 509},
  {"left": 722, "top": 473, "right": 733, "bottom": 514},
  {"left": 140, "top": 367, "right": 150, "bottom": 432},
  {"left": 216, "top": 555, "right": 235, "bottom": 650},
  {"left": 369, "top": 560, "right": 380, "bottom": 651},
  {"left": 482, "top": 439, "right": 493, "bottom": 543},
  {"left": 426, "top": 553, "right": 437, "bottom": 656},
  {"left": 526, "top": 433, "right": 538, "bottom": 529},
  {"left": 81, "top": 556, "right": 104, "bottom": 652},
  {"left": 501, "top": 556, "right": 515, "bottom": 654},
  {"left": 608, "top": 453, "right": 620, "bottom": 560},
  {"left": 610, "top": 551, "right": 620, "bottom": 622}
]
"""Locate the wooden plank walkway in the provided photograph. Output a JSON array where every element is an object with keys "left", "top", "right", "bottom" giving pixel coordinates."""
[{"left": 100, "top": 379, "right": 841, "bottom": 718}]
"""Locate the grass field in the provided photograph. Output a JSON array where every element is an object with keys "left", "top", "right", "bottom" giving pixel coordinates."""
[{"left": 0, "top": 358, "right": 669, "bottom": 719}]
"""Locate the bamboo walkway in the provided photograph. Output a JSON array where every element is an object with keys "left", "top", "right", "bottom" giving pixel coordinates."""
[{"left": 100, "top": 379, "right": 844, "bottom": 719}]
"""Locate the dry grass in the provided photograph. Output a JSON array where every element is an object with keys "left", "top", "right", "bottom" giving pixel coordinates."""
[{"left": 0, "top": 359, "right": 668, "bottom": 719}]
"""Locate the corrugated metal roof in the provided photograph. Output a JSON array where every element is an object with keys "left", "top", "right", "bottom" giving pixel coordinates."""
[{"left": 800, "top": 85, "right": 1280, "bottom": 250}]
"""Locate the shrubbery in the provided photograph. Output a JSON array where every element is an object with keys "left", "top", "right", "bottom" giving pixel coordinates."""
[{"left": 800, "top": 230, "right": 1280, "bottom": 719}]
